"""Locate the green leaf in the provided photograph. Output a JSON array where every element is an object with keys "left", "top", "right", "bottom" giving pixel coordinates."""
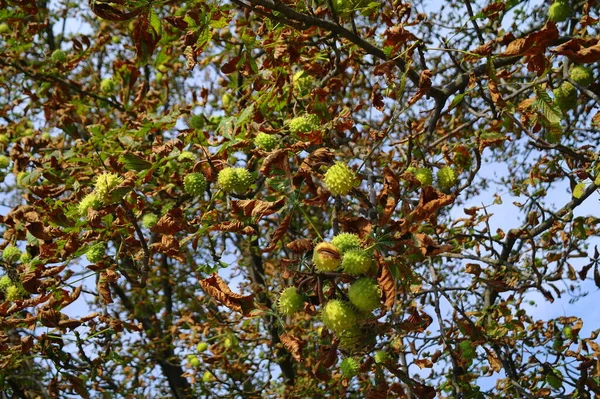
[
  {"left": 120, "top": 153, "right": 152, "bottom": 171},
  {"left": 534, "top": 87, "right": 563, "bottom": 125},
  {"left": 149, "top": 8, "right": 162, "bottom": 36},
  {"left": 449, "top": 93, "right": 466, "bottom": 110}
]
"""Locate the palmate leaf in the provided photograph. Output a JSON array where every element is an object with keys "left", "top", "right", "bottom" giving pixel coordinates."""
[{"left": 534, "top": 86, "right": 563, "bottom": 125}]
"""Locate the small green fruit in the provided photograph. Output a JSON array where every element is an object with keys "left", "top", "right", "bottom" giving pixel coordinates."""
[
  {"left": 0, "top": 275, "right": 12, "bottom": 291},
  {"left": 437, "top": 166, "right": 457, "bottom": 190},
  {"left": 323, "top": 162, "right": 360, "bottom": 196},
  {"left": 188, "top": 356, "right": 200, "bottom": 367},
  {"left": 570, "top": 66, "right": 594, "bottom": 87},
  {"left": 157, "top": 64, "right": 168, "bottom": 73},
  {"left": 287, "top": 114, "right": 320, "bottom": 134},
  {"left": 223, "top": 336, "right": 237, "bottom": 349},
  {"left": 563, "top": 326, "right": 574, "bottom": 340},
  {"left": 177, "top": 151, "right": 195, "bottom": 162},
  {"left": 341, "top": 249, "right": 372, "bottom": 276},
  {"left": 348, "top": 278, "right": 381, "bottom": 312},
  {"left": 414, "top": 168, "right": 433, "bottom": 186},
  {"left": 196, "top": 342, "right": 209, "bottom": 352},
  {"left": 0, "top": 155, "right": 10, "bottom": 169},
  {"left": 78, "top": 193, "right": 102, "bottom": 216},
  {"left": 183, "top": 173, "right": 207, "bottom": 196},
  {"left": 312, "top": 242, "right": 342, "bottom": 272},
  {"left": 222, "top": 93, "right": 233, "bottom": 108},
  {"left": 19, "top": 252, "right": 32, "bottom": 264},
  {"left": 111, "top": 36, "right": 121, "bottom": 44},
  {"left": 278, "top": 287, "right": 304, "bottom": 316},
  {"left": 155, "top": 72, "right": 164, "bottom": 83},
  {"left": 5, "top": 285, "right": 25, "bottom": 301},
  {"left": 141, "top": 214, "right": 158, "bottom": 229},
  {"left": 51, "top": 49, "right": 68, "bottom": 63},
  {"left": 217, "top": 167, "right": 254, "bottom": 194},
  {"left": 554, "top": 81, "right": 578, "bottom": 112},
  {"left": 292, "top": 71, "right": 313, "bottom": 95},
  {"left": 0, "top": 23, "right": 9, "bottom": 35},
  {"left": 100, "top": 77, "right": 116, "bottom": 93},
  {"left": 2, "top": 245, "right": 21, "bottom": 262},
  {"left": 202, "top": 371, "right": 215, "bottom": 382},
  {"left": 94, "top": 172, "right": 124, "bottom": 203},
  {"left": 548, "top": 1, "right": 570, "bottom": 22},
  {"left": 331, "top": 233, "right": 361, "bottom": 253},
  {"left": 86, "top": 243, "right": 106, "bottom": 263},
  {"left": 321, "top": 299, "right": 358, "bottom": 334},
  {"left": 254, "top": 132, "right": 279, "bottom": 152},
  {"left": 340, "top": 357, "right": 360, "bottom": 378},
  {"left": 374, "top": 350, "right": 389, "bottom": 364}
]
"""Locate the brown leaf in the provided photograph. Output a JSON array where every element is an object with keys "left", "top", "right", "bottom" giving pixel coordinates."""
[
  {"left": 221, "top": 55, "right": 241, "bottom": 74},
  {"left": 21, "top": 335, "right": 34, "bottom": 354},
  {"left": 231, "top": 198, "right": 286, "bottom": 220},
  {"left": 154, "top": 208, "right": 188, "bottom": 235},
  {"left": 377, "top": 255, "right": 396, "bottom": 310},
  {"left": 372, "top": 83, "right": 385, "bottom": 111},
  {"left": 132, "top": 11, "right": 161, "bottom": 62},
  {"left": 88, "top": 0, "right": 142, "bottom": 21},
  {"left": 413, "top": 233, "right": 452, "bottom": 256},
  {"left": 415, "top": 358, "right": 433, "bottom": 369},
  {"left": 409, "top": 186, "right": 454, "bottom": 223},
  {"left": 398, "top": 306, "right": 433, "bottom": 333},
  {"left": 66, "top": 374, "right": 90, "bottom": 399},
  {"left": 280, "top": 333, "right": 304, "bottom": 362},
  {"left": 499, "top": 22, "right": 558, "bottom": 57},
  {"left": 594, "top": 263, "right": 600, "bottom": 288},
  {"left": 377, "top": 167, "right": 401, "bottom": 227},
  {"left": 263, "top": 213, "right": 292, "bottom": 253},
  {"left": 98, "top": 272, "right": 113, "bottom": 304},
  {"left": 551, "top": 37, "right": 600, "bottom": 64},
  {"left": 199, "top": 274, "right": 255, "bottom": 316},
  {"left": 165, "top": 16, "right": 188, "bottom": 29},
  {"left": 259, "top": 149, "right": 289, "bottom": 177},
  {"left": 373, "top": 61, "right": 396, "bottom": 79},
  {"left": 488, "top": 79, "right": 505, "bottom": 106},
  {"left": 407, "top": 69, "right": 432, "bottom": 107},
  {"left": 486, "top": 350, "right": 502, "bottom": 372},
  {"left": 292, "top": 148, "right": 334, "bottom": 188},
  {"left": 287, "top": 238, "right": 314, "bottom": 254}
]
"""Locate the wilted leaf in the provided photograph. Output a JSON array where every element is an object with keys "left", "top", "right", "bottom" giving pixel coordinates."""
[
  {"left": 280, "top": 333, "right": 304, "bottom": 362},
  {"left": 499, "top": 22, "right": 558, "bottom": 57},
  {"left": 377, "top": 255, "right": 396, "bottom": 310},
  {"left": 551, "top": 37, "right": 600, "bottom": 64},
  {"left": 199, "top": 274, "right": 255, "bottom": 316},
  {"left": 231, "top": 198, "right": 286, "bottom": 221}
]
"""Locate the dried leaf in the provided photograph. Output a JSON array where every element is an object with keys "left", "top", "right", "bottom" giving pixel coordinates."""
[
  {"left": 551, "top": 37, "right": 600, "bottom": 64},
  {"left": 199, "top": 274, "right": 255, "bottom": 316},
  {"left": 286, "top": 238, "right": 314, "bottom": 254},
  {"left": 263, "top": 213, "right": 293, "bottom": 253},
  {"left": 407, "top": 69, "right": 432, "bottom": 107},
  {"left": 409, "top": 186, "right": 455, "bottom": 223},
  {"left": 377, "top": 255, "right": 396, "bottom": 310},
  {"left": 486, "top": 350, "right": 502, "bottom": 372},
  {"left": 231, "top": 198, "right": 286, "bottom": 221},
  {"left": 280, "top": 333, "right": 304, "bottom": 362},
  {"left": 499, "top": 22, "right": 558, "bottom": 57}
]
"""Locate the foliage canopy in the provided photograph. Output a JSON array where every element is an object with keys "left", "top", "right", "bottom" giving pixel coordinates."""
[{"left": 0, "top": 0, "right": 600, "bottom": 398}]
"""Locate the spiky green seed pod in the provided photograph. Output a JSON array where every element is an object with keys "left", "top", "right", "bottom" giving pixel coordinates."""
[
  {"left": 0, "top": 155, "right": 9, "bottom": 169},
  {"left": 51, "top": 49, "right": 67, "bottom": 63},
  {"left": 321, "top": 299, "right": 358, "bottom": 334},
  {"left": 78, "top": 193, "right": 102, "bottom": 216},
  {"left": 324, "top": 162, "right": 359, "bottom": 196},
  {"left": 554, "top": 81, "right": 578, "bottom": 112},
  {"left": 458, "top": 340, "right": 477, "bottom": 361},
  {"left": 0, "top": 134, "right": 8, "bottom": 147},
  {"left": 348, "top": 278, "right": 381, "bottom": 312},
  {"left": 254, "top": 132, "right": 279, "bottom": 151},
  {"left": 374, "top": 350, "right": 389, "bottom": 364},
  {"left": 331, "top": 233, "right": 361, "bottom": 253},
  {"left": 287, "top": 114, "right": 320, "bottom": 134},
  {"left": 548, "top": 1, "right": 570, "bottom": 22},
  {"left": 222, "top": 93, "right": 233, "bottom": 108},
  {"left": 86, "top": 243, "right": 106, "bottom": 263},
  {"left": 5, "top": 285, "right": 24, "bottom": 301},
  {"left": 217, "top": 167, "right": 254, "bottom": 194},
  {"left": 0, "top": 23, "right": 9, "bottom": 35},
  {"left": 94, "top": 172, "right": 124, "bottom": 203},
  {"left": 278, "top": 287, "right": 304, "bottom": 316},
  {"left": 184, "top": 173, "right": 207, "bottom": 196},
  {"left": 0, "top": 276, "right": 12, "bottom": 291},
  {"left": 177, "top": 151, "right": 195, "bottom": 162},
  {"left": 437, "top": 166, "right": 457, "bottom": 190},
  {"left": 414, "top": 168, "right": 433, "bottom": 186},
  {"left": 100, "top": 78, "right": 116, "bottom": 93},
  {"left": 340, "top": 358, "right": 360, "bottom": 378},
  {"left": 197, "top": 342, "right": 209, "bottom": 352},
  {"left": 292, "top": 71, "right": 313, "bottom": 95},
  {"left": 341, "top": 249, "right": 372, "bottom": 276},
  {"left": 189, "top": 115, "right": 205, "bottom": 129},
  {"left": 3, "top": 245, "right": 21, "bottom": 262},
  {"left": 142, "top": 214, "right": 158, "bottom": 229},
  {"left": 313, "top": 242, "right": 342, "bottom": 272},
  {"left": 19, "top": 252, "right": 32, "bottom": 264},
  {"left": 570, "top": 66, "right": 594, "bottom": 87}
]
